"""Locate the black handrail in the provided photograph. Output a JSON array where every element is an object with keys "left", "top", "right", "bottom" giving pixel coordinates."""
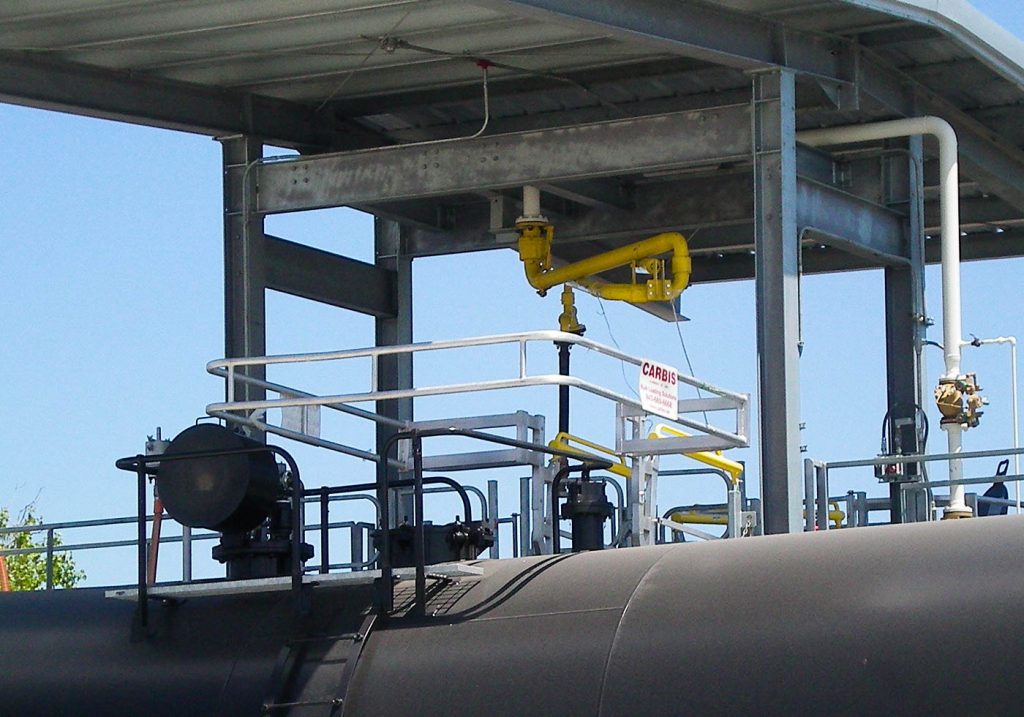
[
  {"left": 374, "top": 426, "right": 611, "bottom": 618},
  {"left": 116, "top": 444, "right": 302, "bottom": 627}
]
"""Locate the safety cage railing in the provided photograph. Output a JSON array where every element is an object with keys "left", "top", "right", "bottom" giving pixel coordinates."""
[
  {"left": 804, "top": 445, "right": 1024, "bottom": 529},
  {"left": 205, "top": 330, "right": 749, "bottom": 462}
]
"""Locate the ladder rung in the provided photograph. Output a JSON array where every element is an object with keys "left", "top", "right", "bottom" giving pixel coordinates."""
[
  {"left": 286, "top": 631, "right": 363, "bottom": 645},
  {"left": 262, "top": 697, "right": 343, "bottom": 712}
]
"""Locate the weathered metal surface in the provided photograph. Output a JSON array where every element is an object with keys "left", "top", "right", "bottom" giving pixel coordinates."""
[{"left": 1, "top": 517, "right": 1023, "bottom": 715}]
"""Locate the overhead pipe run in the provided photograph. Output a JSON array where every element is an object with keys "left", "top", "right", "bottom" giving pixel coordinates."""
[
  {"left": 515, "top": 186, "right": 691, "bottom": 304},
  {"left": 798, "top": 117, "right": 981, "bottom": 518}
]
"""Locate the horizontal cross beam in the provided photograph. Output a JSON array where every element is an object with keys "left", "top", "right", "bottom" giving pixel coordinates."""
[
  {"left": 0, "top": 50, "right": 382, "bottom": 151},
  {"left": 255, "top": 106, "right": 753, "bottom": 214},
  {"left": 264, "top": 235, "right": 396, "bottom": 317}
]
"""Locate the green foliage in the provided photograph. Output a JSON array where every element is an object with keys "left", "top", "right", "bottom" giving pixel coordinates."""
[{"left": 0, "top": 506, "right": 85, "bottom": 591}]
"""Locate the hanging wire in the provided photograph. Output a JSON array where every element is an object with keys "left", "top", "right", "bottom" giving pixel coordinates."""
[
  {"left": 595, "top": 295, "right": 640, "bottom": 399},
  {"left": 377, "top": 37, "right": 629, "bottom": 117},
  {"left": 313, "top": 4, "right": 417, "bottom": 113},
  {"left": 669, "top": 225, "right": 710, "bottom": 426}
]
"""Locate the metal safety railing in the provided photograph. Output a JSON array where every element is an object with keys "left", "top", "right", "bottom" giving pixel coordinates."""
[
  {"left": 205, "top": 331, "right": 748, "bottom": 463},
  {"left": 655, "top": 466, "right": 756, "bottom": 541},
  {"left": 0, "top": 479, "right": 543, "bottom": 590},
  {"left": 805, "top": 445, "right": 1024, "bottom": 527},
  {"left": 0, "top": 492, "right": 382, "bottom": 590}
]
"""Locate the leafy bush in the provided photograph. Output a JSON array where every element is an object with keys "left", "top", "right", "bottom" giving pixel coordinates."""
[{"left": 0, "top": 506, "right": 85, "bottom": 590}]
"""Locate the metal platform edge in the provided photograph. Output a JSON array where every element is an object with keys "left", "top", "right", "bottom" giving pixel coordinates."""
[{"left": 104, "top": 561, "right": 485, "bottom": 601}]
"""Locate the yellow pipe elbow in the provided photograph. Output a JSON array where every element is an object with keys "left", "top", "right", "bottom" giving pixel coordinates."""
[
  {"left": 548, "top": 432, "right": 632, "bottom": 479},
  {"left": 516, "top": 228, "right": 690, "bottom": 303},
  {"left": 518, "top": 224, "right": 555, "bottom": 293}
]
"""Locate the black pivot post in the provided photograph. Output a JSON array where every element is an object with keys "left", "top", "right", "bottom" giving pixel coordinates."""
[
  {"left": 375, "top": 433, "right": 399, "bottom": 616},
  {"left": 412, "top": 435, "right": 426, "bottom": 617},
  {"left": 557, "top": 341, "right": 572, "bottom": 435},
  {"left": 556, "top": 285, "right": 586, "bottom": 436},
  {"left": 319, "top": 486, "right": 330, "bottom": 574}
]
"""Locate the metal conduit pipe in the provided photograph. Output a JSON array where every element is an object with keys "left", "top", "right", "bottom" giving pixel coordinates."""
[
  {"left": 963, "top": 335, "right": 1020, "bottom": 512},
  {"left": 798, "top": 117, "right": 969, "bottom": 516}
]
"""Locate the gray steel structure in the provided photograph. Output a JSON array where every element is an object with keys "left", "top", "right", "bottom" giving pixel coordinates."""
[{"left": 4, "top": 0, "right": 1024, "bottom": 532}]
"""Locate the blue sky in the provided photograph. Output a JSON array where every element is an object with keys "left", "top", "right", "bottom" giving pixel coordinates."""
[{"left": 2, "top": 0, "right": 1022, "bottom": 584}]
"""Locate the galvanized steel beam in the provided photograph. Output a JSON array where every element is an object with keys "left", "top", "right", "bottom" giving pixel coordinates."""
[
  {"left": 221, "top": 136, "right": 267, "bottom": 413},
  {"left": 264, "top": 236, "right": 396, "bottom": 318},
  {"left": 487, "top": 0, "right": 854, "bottom": 86},
  {"left": 255, "top": 106, "right": 753, "bottom": 214},
  {"left": 796, "top": 180, "right": 906, "bottom": 264},
  {"left": 752, "top": 70, "right": 804, "bottom": 535},
  {"left": 925, "top": 194, "right": 1023, "bottom": 232},
  {"left": 925, "top": 230, "right": 1024, "bottom": 262},
  {"left": 857, "top": 52, "right": 1024, "bottom": 213},
  {"left": 374, "top": 219, "right": 414, "bottom": 523},
  {"left": 0, "top": 50, "right": 381, "bottom": 151},
  {"left": 404, "top": 172, "right": 907, "bottom": 265}
]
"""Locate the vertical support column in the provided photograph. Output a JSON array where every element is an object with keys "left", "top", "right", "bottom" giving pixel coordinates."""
[
  {"left": 883, "top": 137, "right": 927, "bottom": 522},
  {"left": 752, "top": 70, "right": 803, "bottom": 534},
  {"left": 487, "top": 479, "right": 500, "bottom": 559},
  {"left": 374, "top": 217, "right": 414, "bottom": 526},
  {"left": 519, "top": 475, "right": 533, "bottom": 557},
  {"left": 221, "top": 136, "right": 267, "bottom": 415}
]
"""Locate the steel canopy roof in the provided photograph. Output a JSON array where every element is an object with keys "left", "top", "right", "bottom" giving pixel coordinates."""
[
  {"left": 3, "top": 0, "right": 1024, "bottom": 283},
  {"left": 1, "top": 0, "right": 1022, "bottom": 140}
]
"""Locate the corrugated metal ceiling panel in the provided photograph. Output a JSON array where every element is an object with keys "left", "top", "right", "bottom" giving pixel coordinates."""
[{"left": 0, "top": 0, "right": 1021, "bottom": 118}]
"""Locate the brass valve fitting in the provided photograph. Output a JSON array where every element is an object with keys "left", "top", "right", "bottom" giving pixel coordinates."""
[{"left": 934, "top": 373, "right": 985, "bottom": 428}]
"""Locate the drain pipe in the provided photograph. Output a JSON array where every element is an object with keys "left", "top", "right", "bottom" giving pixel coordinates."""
[{"left": 799, "top": 118, "right": 973, "bottom": 518}]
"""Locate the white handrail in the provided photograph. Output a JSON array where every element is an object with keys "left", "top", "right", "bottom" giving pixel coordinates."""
[{"left": 207, "top": 331, "right": 749, "bottom": 456}]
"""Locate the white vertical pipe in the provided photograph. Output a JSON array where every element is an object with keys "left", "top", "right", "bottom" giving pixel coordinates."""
[
  {"left": 798, "top": 118, "right": 967, "bottom": 513},
  {"left": 522, "top": 185, "right": 542, "bottom": 220}
]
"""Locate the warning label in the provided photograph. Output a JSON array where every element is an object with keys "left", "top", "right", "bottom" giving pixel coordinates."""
[{"left": 639, "top": 359, "right": 679, "bottom": 420}]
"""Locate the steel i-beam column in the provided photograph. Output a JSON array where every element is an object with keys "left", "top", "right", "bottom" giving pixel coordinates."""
[
  {"left": 221, "top": 136, "right": 267, "bottom": 423},
  {"left": 884, "top": 137, "right": 927, "bottom": 522},
  {"left": 752, "top": 70, "right": 803, "bottom": 534},
  {"left": 375, "top": 218, "right": 414, "bottom": 526}
]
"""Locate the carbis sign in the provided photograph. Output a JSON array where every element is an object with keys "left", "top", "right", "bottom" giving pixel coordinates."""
[{"left": 639, "top": 359, "right": 679, "bottom": 420}]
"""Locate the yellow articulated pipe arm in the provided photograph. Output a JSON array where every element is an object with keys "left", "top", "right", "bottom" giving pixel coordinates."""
[
  {"left": 649, "top": 424, "right": 743, "bottom": 485},
  {"left": 518, "top": 225, "right": 691, "bottom": 303},
  {"left": 670, "top": 511, "right": 729, "bottom": 526},
  {"left": 670, "top": 508, "right": 845, "bottom": 527},
  {"left": 548, "top": 432, "right": 632, "bottom": 479}
]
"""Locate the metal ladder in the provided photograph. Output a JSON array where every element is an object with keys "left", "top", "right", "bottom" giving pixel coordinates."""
[{"left": 261, "top": 611, "right": 377, "bottom": 716}]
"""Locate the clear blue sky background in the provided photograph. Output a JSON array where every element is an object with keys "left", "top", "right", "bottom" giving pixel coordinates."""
[{"left": 2, "top": 0, "right": 1022, "bottom": 585}]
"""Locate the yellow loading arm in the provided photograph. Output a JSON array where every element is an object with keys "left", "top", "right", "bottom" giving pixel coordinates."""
[
  {"left": 670, "top": 505, "right": 845, "bottom": 528},
  {"left": 548, "top": 432, "right": 632, "bottom": 479},
  {"left": 517, "top": 214, "right": 691, "bottom": 304},
  {"left": 648, "top": 424, "right": 744, "bottom": 485}
]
